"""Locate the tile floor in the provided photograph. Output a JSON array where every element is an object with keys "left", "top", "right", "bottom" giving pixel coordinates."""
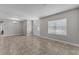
[{"left": 0, "top": 35, "right": 79, "bottom": 55}]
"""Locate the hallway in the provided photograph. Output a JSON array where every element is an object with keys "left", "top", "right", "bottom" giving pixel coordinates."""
[{"left": 0, "top": 36, "right": 79, "bottom": 55}]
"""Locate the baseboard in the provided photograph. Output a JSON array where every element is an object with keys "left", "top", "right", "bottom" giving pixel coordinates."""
[
  {"left": 2, "top": 34, "right": 24, "bottom": 37},
  {"left": 35, "top": 35, "right": 79, "bottom": 47}
]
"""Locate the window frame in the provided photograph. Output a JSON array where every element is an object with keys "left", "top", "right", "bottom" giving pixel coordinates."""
[{"left": 48, "top": 18, "right": 67, "bottom": 35}]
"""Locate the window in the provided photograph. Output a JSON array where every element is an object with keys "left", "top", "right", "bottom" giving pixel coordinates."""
[
  {"left": 48, "top": 18, "right": 67, "bottom": 35},
  {"left": 48, "top": 21, "right": 56, "bottom": 34},
  {"left": 27, "top": 20, "right": 32, "bottom": 34},
  {"left": 33, "top": 20, "right": 40, "bottom": 35}
]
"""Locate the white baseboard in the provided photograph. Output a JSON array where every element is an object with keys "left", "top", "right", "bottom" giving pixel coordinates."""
[
  {"left": 35, "top": 35, "right": 79, "bottom": 47},
  {"left": 2, "top": 34, "right": 24, "bottom": 37}
]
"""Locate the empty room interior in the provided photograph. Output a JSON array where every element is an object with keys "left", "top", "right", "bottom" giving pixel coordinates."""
[{"left": 0, "top": 4, "right": 79, "bottom": 55}]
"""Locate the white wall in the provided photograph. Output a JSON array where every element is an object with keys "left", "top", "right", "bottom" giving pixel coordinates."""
[
  {"left": 22, "top": 20, "right": 27, "bottom": 35},
  {"left": 77, "top": 8, "right": 79, "bottom": 42},
  {"left": 3, "top": 21, "right": 24, "bottom": 36},
  {"left": 40, "top": 8, "right": 79, "bottom": 45}
]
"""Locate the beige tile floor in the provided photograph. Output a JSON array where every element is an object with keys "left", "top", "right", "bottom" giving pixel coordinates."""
[{"left": 0, "top": 35, "right": 79, "bottom": 55}]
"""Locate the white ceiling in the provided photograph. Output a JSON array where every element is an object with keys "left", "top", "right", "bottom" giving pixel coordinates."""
[{"left": 0, "top": 4, "right": 79, "bottom": 20}]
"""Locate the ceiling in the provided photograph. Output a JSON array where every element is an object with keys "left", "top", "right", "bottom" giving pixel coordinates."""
[{"left": 0, "top": 4, "right": 79, "bottom": 21}]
